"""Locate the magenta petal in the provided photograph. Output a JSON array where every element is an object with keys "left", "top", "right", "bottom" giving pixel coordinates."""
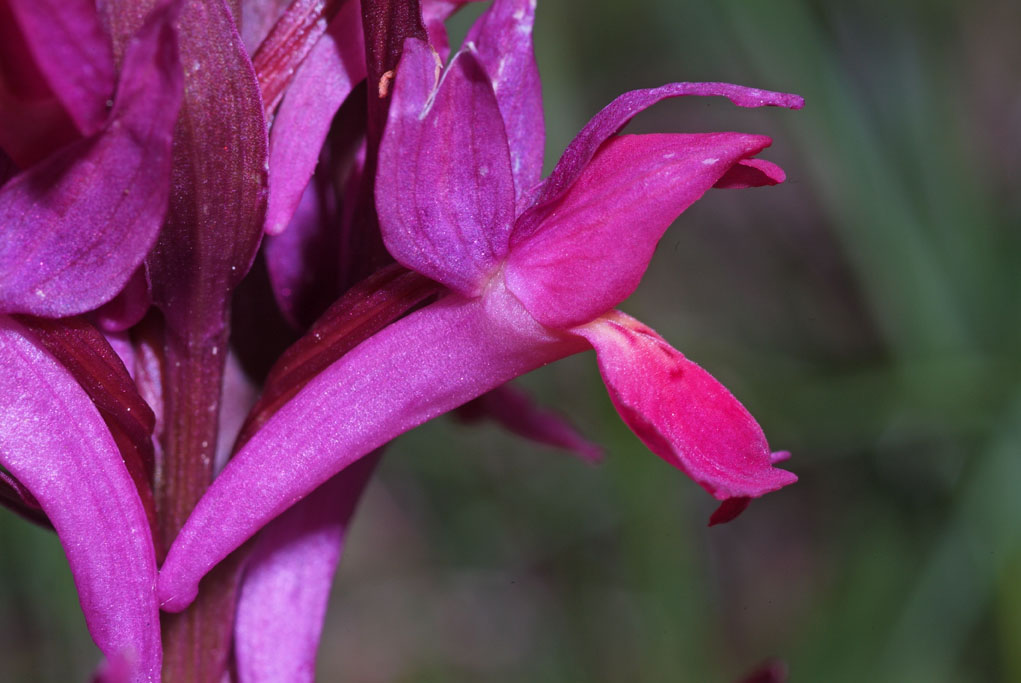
[
  {"left": 458, "top": 384, "right": 603, "bottom": 463},
  {"left": 506, "top": 133, "right": 777, "bottom": 329},
  {"left": 465, "top": 0, "right": 543, "bottom": 202},
  {"left": 0, "top": 3, "right": 79, "bottom": 167},
  {"left": 5, "top": 0, "right": 115, "bottom": 136},
  {"left": 377, "top": 39, "right": 516, "bottom": 296},
  {"left": 234, "top": 453, "right": 379, "bottom": 682},
  {"left": 708, "top": 497, "right": 751, "bottom": 526},
  {"left": 0, "top": 7, "right": 181, "bottom": 317},
  {"left": 513, "top": 81, "right": 803, "bottom": 244},
  {"left": 265, "top": 0, "right": 364, "bottom": 236},
  {"left": 0, "top": 316, "right": 160, "bottom": 679},
  {"left": 573, "top": 311, "right": 796, "bottom": 512},
  {"left": 93, "top": 268, "right": 152, "bottom": 332},
  {"left": 158, "top": 283, "right": 585, "bottom": 611},
  {"left": 264, "top": 181, "right": 332, "bottom": 327}
]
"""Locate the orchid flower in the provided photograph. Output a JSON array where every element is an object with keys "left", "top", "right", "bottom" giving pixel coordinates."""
[{"left": 157, "top": 0, "right": 800, "bottom": 615}]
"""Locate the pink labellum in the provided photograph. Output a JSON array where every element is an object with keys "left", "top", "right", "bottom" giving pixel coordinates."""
[{"left": 573, "top": 311, "right": 796, "bottom": 518}]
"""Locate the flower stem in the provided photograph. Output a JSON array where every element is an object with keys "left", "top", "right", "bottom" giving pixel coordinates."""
[
  {"left": 157, "top": 330, "right": 235, "bottom": 683},
  {"left": 157, "top": 332, "right": 227, "bottom": 545},
  {"left": 160, "top": 550, "right": 245, "bottom": 683}
]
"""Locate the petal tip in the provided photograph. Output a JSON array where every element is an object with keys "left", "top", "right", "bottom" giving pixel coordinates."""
[
  {"left": 708, "top": 496, "right": 752, "bottom": 526},
  {"left": 156, "top": 579, "right": 197, "bottom": 614},
  {"left": 714, "top": 157, "right": 787, "bottom": 189},
  {"left": 770, "top": 449, "right": 792, "bottom": 464},
  {"left": 579, "top": 445, "right": 606, "bottom": 465}
]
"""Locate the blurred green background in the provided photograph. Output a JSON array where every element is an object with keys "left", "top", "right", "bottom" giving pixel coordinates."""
[{"left": 2, "top": 0, "right": 1019, "bottom": 680}]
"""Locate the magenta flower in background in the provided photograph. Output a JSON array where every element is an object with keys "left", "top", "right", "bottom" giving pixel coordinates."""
[{"left": 157, "top": 0, "right": 800, "bottom": 615}]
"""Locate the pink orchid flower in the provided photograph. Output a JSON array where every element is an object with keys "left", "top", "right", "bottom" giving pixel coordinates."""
[{"left": 157, "top": 0, "right": 800, "bottom": 617}]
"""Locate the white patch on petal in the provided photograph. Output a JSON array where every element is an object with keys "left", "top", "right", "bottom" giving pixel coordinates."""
[{"left": 702, "top": 157, "right": 719, "bottom": 165}]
